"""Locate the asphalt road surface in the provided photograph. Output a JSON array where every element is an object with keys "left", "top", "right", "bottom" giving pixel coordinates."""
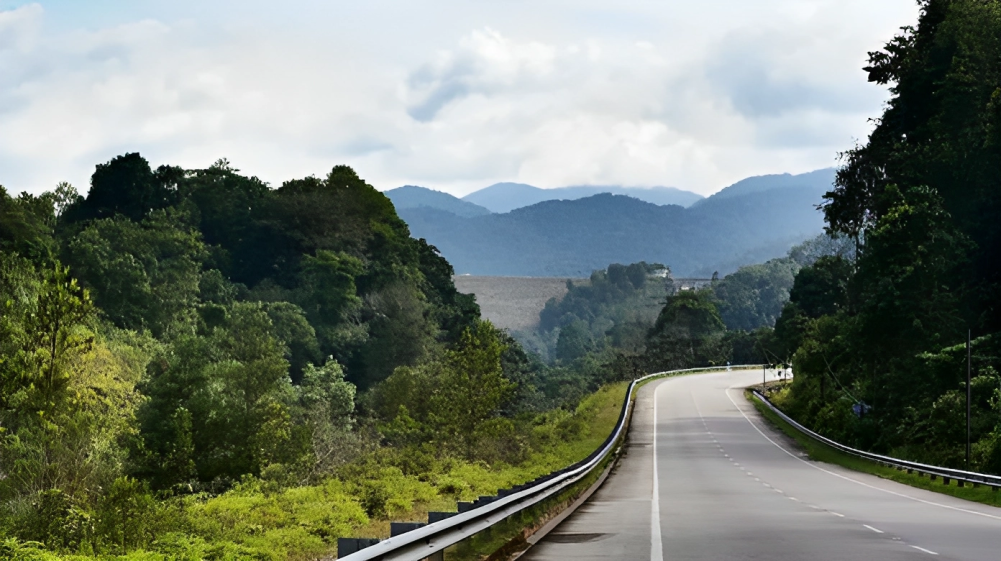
[{"left": 521, "top": 370, "right": 1001, "bottom": 560}]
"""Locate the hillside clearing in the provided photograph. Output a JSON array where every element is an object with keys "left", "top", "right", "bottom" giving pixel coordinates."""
[{"left": 454, "top": 276, "right": 586, "bottom": 331}]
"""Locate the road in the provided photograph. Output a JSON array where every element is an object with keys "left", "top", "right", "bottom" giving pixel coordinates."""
[{"left": 521, "top": 370, "right": 1001, "bottom": 560}]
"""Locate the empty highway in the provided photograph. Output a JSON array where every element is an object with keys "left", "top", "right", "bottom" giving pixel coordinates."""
[{"left": 521, "top": 370, "right": 1001, "bottom": 560}]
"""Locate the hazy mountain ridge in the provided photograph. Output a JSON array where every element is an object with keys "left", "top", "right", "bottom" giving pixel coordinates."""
[
  {"left": 398, "top": 170, "right": 833, "bottom": 277},
  {"left": 690, "top": 168, "right": 835, "bottom": 207},
  {"left": 461, "top": 182, "right": 703, "bottom": 213},
  {"left": 384, "top": 185, "right": 492, "bottom": 218}
]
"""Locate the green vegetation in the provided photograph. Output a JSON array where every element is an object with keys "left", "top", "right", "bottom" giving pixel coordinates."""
[
  {"left": 0, "top": 155, "right": 633, "bottom": 559},
  {"left": 708, "top": 232, "right": 854, "bottom": 333},
  {"left": 511, "top": 238, "right": 853, "bottom": 399},
  {"left": 750, "top": 387, "right": 1001, "bottom": 508},
  {"left": 765, "top": 0, "right": 1001, "bottom": 475}
]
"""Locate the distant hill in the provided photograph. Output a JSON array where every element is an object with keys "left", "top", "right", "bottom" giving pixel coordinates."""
[
  {"left": 690, "top": 168, "right": 835, "bottom": 207},
  {"left": 397, "top": 169, "right": 834, "bottom": 277},
  {"left": 462, "top": 183, "right": 703, "bottom": 213},
  {"left": 384, "top": 185, "right": 492, "bottom": 218}
]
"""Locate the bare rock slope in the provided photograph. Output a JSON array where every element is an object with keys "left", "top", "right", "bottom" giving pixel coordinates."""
[{"left": 453, "top": 276, "right": 584, "bottom": 331}]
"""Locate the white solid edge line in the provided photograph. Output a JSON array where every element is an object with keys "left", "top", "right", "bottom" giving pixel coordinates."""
[
  {"left": 911, "top": 545, "right": 939, "bottom": 555},
  {"left": 651, "top": 382, "right": 663, "bottom": 561},
  {"left": 863, "top": 524, "right": 884, "bottom": 534},
  {"left": 724, "top": 387, "right": 1001, "bottom": 522}
]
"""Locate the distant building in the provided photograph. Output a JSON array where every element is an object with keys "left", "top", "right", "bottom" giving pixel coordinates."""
[{"left": 672, "top": 278, "right": 713, "bottom": 291}]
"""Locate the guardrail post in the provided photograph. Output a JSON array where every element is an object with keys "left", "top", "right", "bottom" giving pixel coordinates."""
[
  {"left": 391, "top": 522, "right": 426, "bottom": 536},
  {"left": 428, "top": 511, "right": 457, "bottom": 523},
  {"left": 338, "top": 538, "right": 380, "bottom": 556},
  {"left": 942, "top": 477, "right": 950, "bottom": 485}
]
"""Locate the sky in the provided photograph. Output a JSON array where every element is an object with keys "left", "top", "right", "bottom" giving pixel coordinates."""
[{"left": 0, "top": 1, "right": 920, "bottom": 197}]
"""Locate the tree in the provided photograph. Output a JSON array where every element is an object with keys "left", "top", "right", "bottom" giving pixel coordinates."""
[
  {"left": 373, "top": 321, "right": 515, "bottom": 456},
  {"left": 711, "top": 258, "right": 799, "bottom": 330},
  {"left": 555, "top": 320, "right": 592, "bottom": 363},
  {"left": 25, "top": 266, "right": 96, "bottom": 412},
  {"left": 0, "top": 258, "right": 146, "bottom": 505},
  {"left": 432, "top": 321, "right": 515, "bottom": 455},
  {"left": 359, "top": 282, "right": 436, "bottom": 387},
  {"left": 0, "top": 260, "right": 95, "bottom": 419},
  {"left": 262, "top": 301, "right": 322, "bottom": 383},
  {"left": 135, "top": 302, "right": 299, "bottom": 485},
  {"left": 68, "top": 153, "right": 176, "bottom": 222},
  {"left": 0, "top": 186, "right": 56, "bottom": 262},
  {"left": 788, "top": 256, "right": 853, "bottom": 319},
  {"left": 64, "top": 211, "right": 206, "bottom": 336},
  {"left": 646, "top": 290, "right": 727, "bottom": 370}
]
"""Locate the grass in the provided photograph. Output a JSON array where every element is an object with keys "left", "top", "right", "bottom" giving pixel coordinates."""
[
  {"left": 1, "top": 383, "right": 634, "bottom": 561},
  {"left": 747, "top": 389, "right": 1001, "bottom": 508},
  {"left": 57, "top": 382, "right": 634, "bottom": 561},
  {"left": 442, "top": 383, "right": 629, "bottom": 561},
  {"left": 183, "top": 382, "right": 632, "bottom": 560}
]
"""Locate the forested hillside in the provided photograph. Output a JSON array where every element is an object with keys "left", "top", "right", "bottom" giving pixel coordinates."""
[
  {"left": 769, "top": 0, "right": 1001, "bottom": 472},
  {"left": 512, "top": 234, "right": 852, "bottom": 371},
  {"left": 0, "top": 157, "right": 649, "bottom": 559}
]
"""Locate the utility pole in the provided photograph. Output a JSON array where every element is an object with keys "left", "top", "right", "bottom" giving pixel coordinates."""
[{"left": 967, "top": 329, "right": 972, "bottom": 469}]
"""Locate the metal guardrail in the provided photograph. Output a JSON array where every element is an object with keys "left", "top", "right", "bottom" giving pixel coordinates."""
[
  {"left": 752, "top": 390, "right": 1001, "bottom": 490},
  {"left": 340, "top": 365, "right": 764, "bottom": 560}
]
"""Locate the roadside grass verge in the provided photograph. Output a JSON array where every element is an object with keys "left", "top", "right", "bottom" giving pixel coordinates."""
[
  {"left": 442, "top": 381, "right": 630, "bottom": 561},
  {"left": 746, "top": 390, "right": 1001, "bottom": 509},
  {"left": 4, "top": 383, "right": 633, "bottom": 561},
  {"left": 196, "top": 381, "right": 631, "bottom": 559}
]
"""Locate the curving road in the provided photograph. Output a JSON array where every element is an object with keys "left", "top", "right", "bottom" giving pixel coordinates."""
[{"left": 521, "top": 370, "right": 1001, "bottom": 560}]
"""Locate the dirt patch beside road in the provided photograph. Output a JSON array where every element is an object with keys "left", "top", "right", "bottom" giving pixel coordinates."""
[{"left": 453, "top": 276, "right": 586, "bottom": 331}]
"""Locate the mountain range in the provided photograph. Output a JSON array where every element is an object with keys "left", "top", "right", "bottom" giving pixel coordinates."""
[
  {"left": 385, "top": 185, "right": 492, "bottom": 218},
  {"left": 461, "top": 183, "right": 704, "bottom": 213},
  {"left": 388, "top": 169, "right": 836, "bottom": 277}
]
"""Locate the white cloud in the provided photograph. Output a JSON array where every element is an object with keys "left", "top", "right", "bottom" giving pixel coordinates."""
[
  {"left": 405, "top": 28, "right": 559, "bottom": 122},
  {"left": 0, "top": 3, "right": 42, "bottom": 52},
  {"left": 0, "top": 1, "right": 919, "bottom": 197}
]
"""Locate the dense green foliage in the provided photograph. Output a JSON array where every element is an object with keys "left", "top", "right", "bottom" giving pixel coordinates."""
[
  {"left": 710, "top": 234, "right": 855, "bottom": 333},
  {"left": 0, "top": 156, "right": 627, "bottom": 559},
  {"left": 514, "top": 236, "right": 853, "bottom": 395},
  {"left": 773, "top": 0, "right": 1001, "bottom": 472}
]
